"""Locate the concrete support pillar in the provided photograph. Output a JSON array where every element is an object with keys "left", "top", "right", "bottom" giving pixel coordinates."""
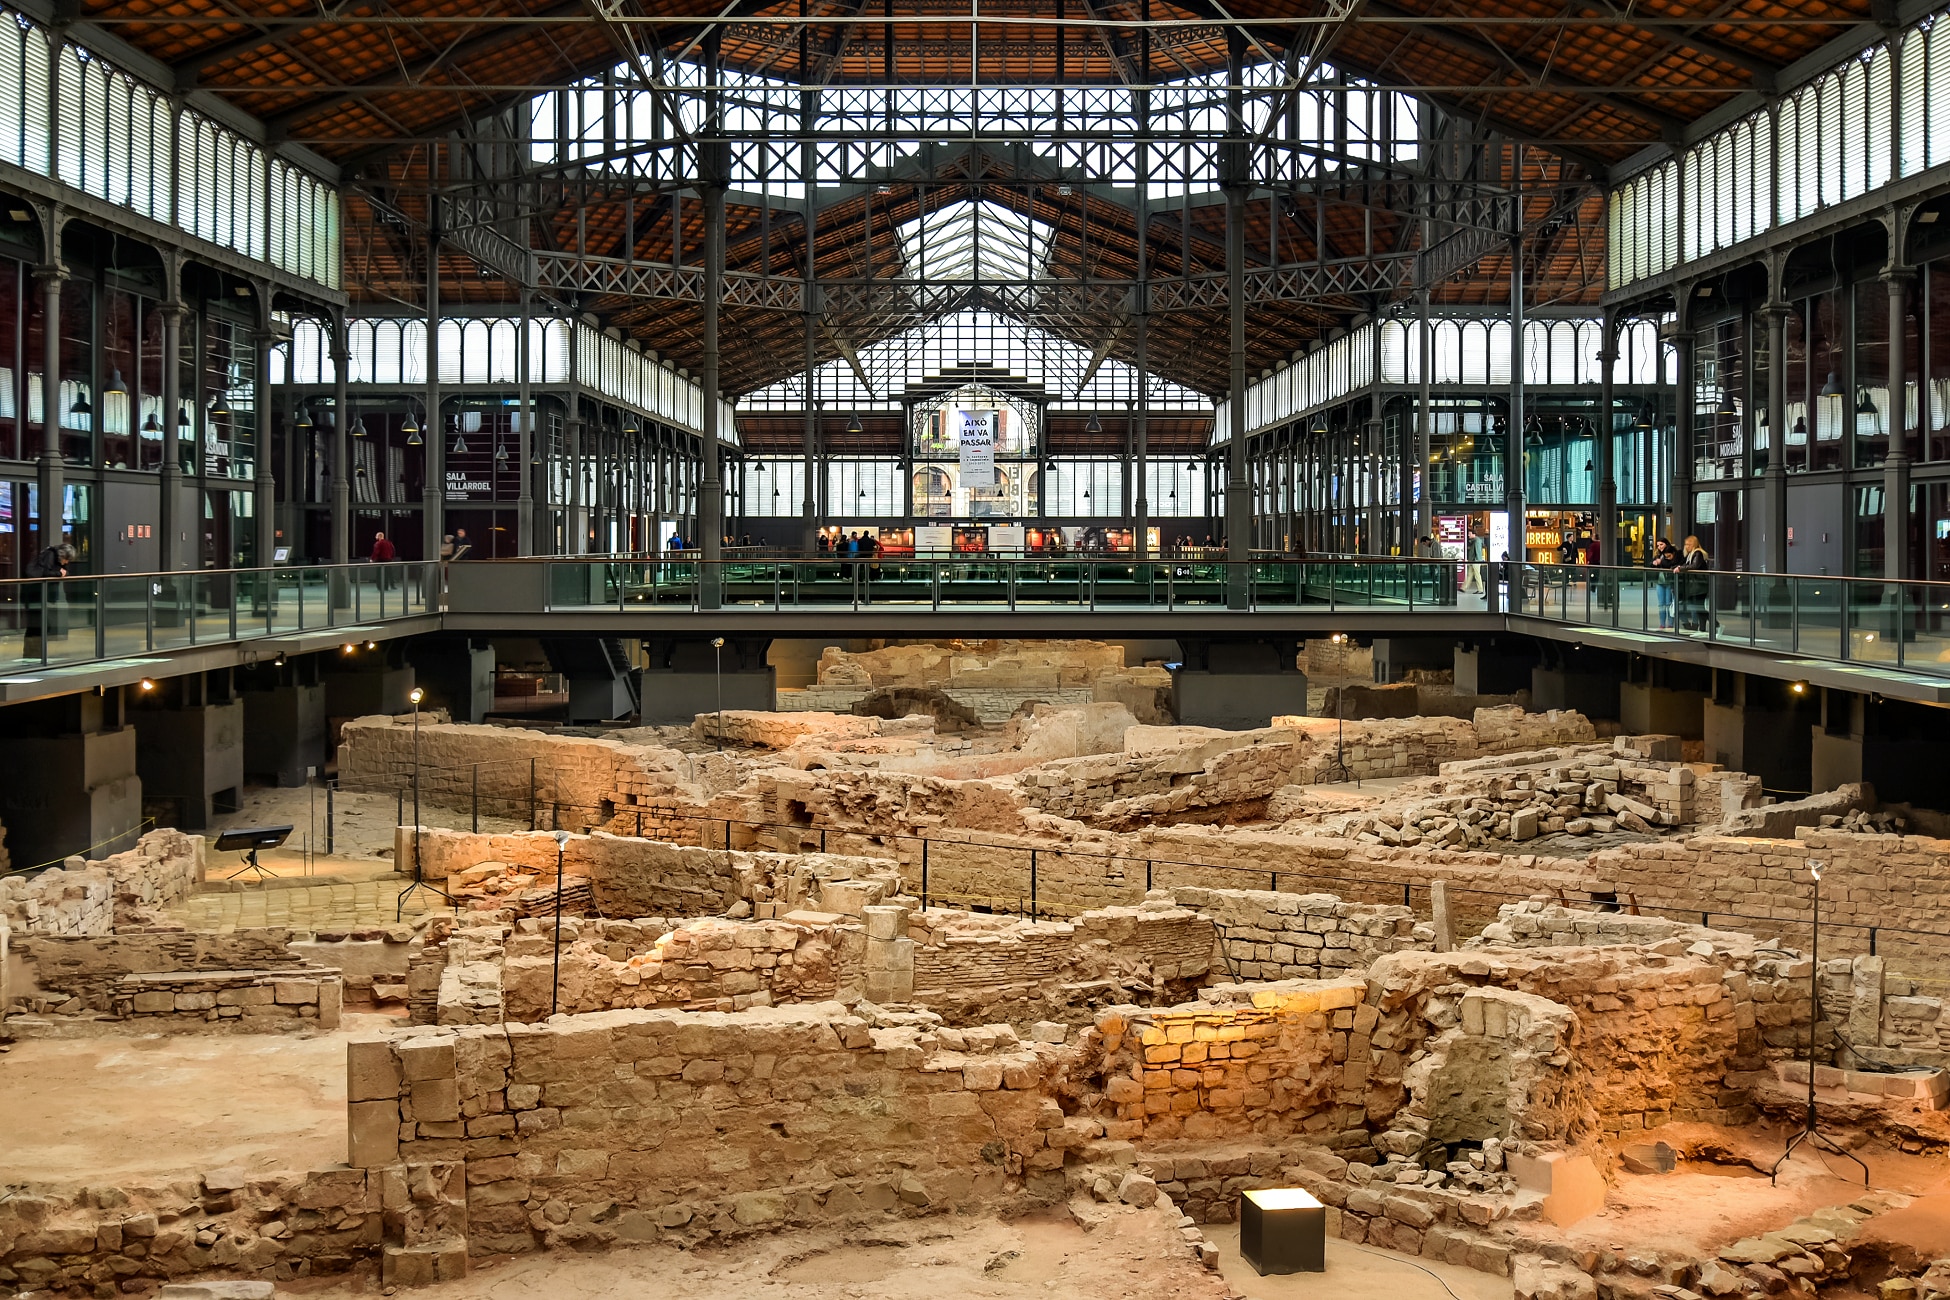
[
  {"left": 404, "top": 637, "right": 496, "bottom": 725},
  {"left": 0, "top": 690, "right": 142, "bottom": 865},
  {"left": 1169, "top": 639, "right": 1309, "bottom": 729},
  {"left": 1885, "top": 270, "right": 1913, "bottom": 580},
  {"left": 241, "top": 664, "right": 327, "bottom": 788},
  {"left": 35, "top": 263, "right": 64, "bottom": 557},
  {"left": 638, "top": 637, "right": 776, "bottom": 726},
  {"left": 134, "top": 673, "right": 245, "bottom": 831}
]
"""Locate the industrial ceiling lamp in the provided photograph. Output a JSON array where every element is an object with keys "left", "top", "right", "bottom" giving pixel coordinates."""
[
  {"left": 847, "top": 411, "right": 864, "bottom": 434},
  {"left": 494, "top": 441, "right": 508, "bottom": 463},
  {"left": 1085, "top": 412, "right": 1103, "bottom": 434},
  {"left": 1717, "top": 388, "right": 1738, "bottom": 416},
  {"left": 1632, "top": 404, "right": 1653, "bottom": 430},
  {"left": 351, "top": 415, "right": 369, "bottom": 438},
  {"left": 1310, "top": 414, "right": 1328, "bottom": 435},
  {"left": 624, "top": 416, "right": 639, "bottom": 434},
  {"left": 451, "top": 432, "right": 469, "bottom": 456},
  {"left": 69, "top": 386, "right": 92, "bottom": 416},
  {"left": 295, "top": 404, "right": 314, "bottom": 429},
  {"left": 141, "top": 411, "right": 161, "bottom": 434},
  {"left": 208, "top": 392, "right": 231, "bottom": 419},
  {"left": 1819, "top": 370, "right": 1845, "bottom": 398},
  {"left": 103, "top": 368, "right": 128, "bottom": 396},
  {"left": 1793, "top": 415, "right": 1808, "bottom": 437},
  {"left": 1855, "top": 388, "right": 1878, "bottom": 416}
]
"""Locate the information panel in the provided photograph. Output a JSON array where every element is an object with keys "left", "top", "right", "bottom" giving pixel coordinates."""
[{"left": 957, "top": 409, "right": 997, "bottom": 488}]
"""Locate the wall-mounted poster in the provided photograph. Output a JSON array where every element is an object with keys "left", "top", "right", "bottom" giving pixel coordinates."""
[
  {"left": 987, "top": 524, "right": 1025, "bottom": 554},
  {"left": 915, "top": 525, "right": 954, "bottom": 556},
  {"left": 957, "top": 409, "right": 997, "bottom": 488}
]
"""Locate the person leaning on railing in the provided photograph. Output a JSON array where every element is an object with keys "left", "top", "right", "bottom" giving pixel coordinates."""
[
  {"left": 1650, "top": 537, "right": 1679, "bottom": 630},
  {"left": 1677, "top": 535, "right": 1712, "bottom": 633}
]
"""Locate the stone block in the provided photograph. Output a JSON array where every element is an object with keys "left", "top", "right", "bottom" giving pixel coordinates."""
[
  {"left": 348, "top": 1039, "right": 403, "bottom": 1102},
  {"left": 348, "top": 1099, "right": 401, "bottom": 1167},
  {"left": 274, "top": 980, "right": 319, "bottom": 1004},
  {"left": 382, "top": 1240, "right": 468, "bottom": 1287},
  {"left": 398, "top": 1037, "right": 458, "bottom": 1081},
  {"left": 157, "top": 1284, "right": 278, "bottom": 1299},
  {"left": 131, "top": 991, "right": 175, "bottom": 1013}
]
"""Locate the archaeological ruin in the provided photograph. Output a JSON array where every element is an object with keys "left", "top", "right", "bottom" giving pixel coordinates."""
[{"left": 4, "top": 637, "right": 1950, "bottom": 1300}]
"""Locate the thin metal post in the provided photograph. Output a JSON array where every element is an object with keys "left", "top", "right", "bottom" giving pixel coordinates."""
[
  {"left": 529, "top": 757, "right": 538, "bottom": 830},
  {"left": 921, "top": 838, "right": 930, "bottom": 909},
  {"left": 471, "top": 764, "right": 479, "bottom": 833},
  {"left": 1030, "top": 849, "right": 1038, "bottom": 918},
  {"left": 325, "top": 779, "right": 335, "bottom": 855}
]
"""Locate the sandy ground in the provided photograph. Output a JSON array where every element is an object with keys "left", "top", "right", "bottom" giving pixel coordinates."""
[
  {"left": 1207, "top": 1225, "right": 1510, "bottom": 1300},
  {"left": 0, "top": 1013, "right": 396, "bottom": 1187},
  {"left": 1564, "top": 1123, "right": 1950, "bottom": 1260},
  {"left": 288, "top": 1207, "right": 1236, "bottom": 1300},
  {"left": 207, "top": 783, "right": 530, "bottom": 862}
]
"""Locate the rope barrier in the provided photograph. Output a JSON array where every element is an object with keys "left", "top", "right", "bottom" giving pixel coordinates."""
[{"left": 1, "top": 817, "right": 159, "bottom": 877}]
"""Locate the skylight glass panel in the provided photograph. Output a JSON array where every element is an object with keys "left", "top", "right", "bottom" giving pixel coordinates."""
[{"left": 897, "top": 201, "right": 1050, "bottom": 282}]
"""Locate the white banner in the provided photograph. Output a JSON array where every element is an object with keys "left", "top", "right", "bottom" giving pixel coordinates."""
[
  {"left": 957, "top": 409, "right": 997, "bottom": 488},
  {"left": 915, "top": 525, "right": 954, "bottom": 556},
  {"left": 988, "top": 524, "right": 1025, "bottom": 554}
]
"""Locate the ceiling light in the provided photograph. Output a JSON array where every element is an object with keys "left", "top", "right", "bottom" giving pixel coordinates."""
[
  {"left": 103, "top": 368, "right": 128, "bottom": 396},
  {"left": 69, "top": 388, "right": 92, "bottom": 416},
  {"left": 1086, "top": 412, "right": 1103, "bottom": 434},
  {"left": 295, "top": 406, "right": 313, "bottom": 429},
  {"left": 142, "top": 412, "right": 161, "bottom": 434},
  {"left": 209, "top": 394, "right": 231, "bottom": 418},
  {"left": 1855, "top": 389, "right": 1877, "bottom": 416},
  {"left": 451, "top": 434, "right": 468, "bottom": 455},
  {"left": 1819, "top": 371, "right": 1845, "bottom": 398},
  {"left": 138, "top": 677, "right": 156, "bottom": 692},
  {"left": 847, "top": 412, "right": 864, "bottom": 434},
  {"left": 401, "top": 411, "right": 420, "bottom": 436}
]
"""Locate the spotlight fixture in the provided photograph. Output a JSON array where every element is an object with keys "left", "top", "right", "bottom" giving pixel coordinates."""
[
  {"left": 103, "top": 368, "right": 128, "bottom": 396},
  {"left": 1790, "top": 680, "right": 1808, "bottom": 695},
  {"left": 364, "top": 640, "right": 377, "bottom": 651},
  {"left": 295, "top": 405, "right": 314, "bottom": 430},
  {"left": 342, "top": 643, "right": 356, "bottom": 654},
  {"left": 352, "top": 416, "right": 369, "bottom": 438},
  {"left": 138, "top": 677, "right": 156, "bottom": 692},
  {"left": 69, "top": 387, "right": 92, "bottom": 416},
  {"left": 1717, "top": 389, "right": 1738, "bottom": 416},
  {"left": 273, "top": 652, "right": 287, "bottom": 667},
  {"left": 409, "top": 686, "right": 425, "bottom": 705},
  {"left": 401, "top": 410, "right": 420, "bottom": 437},
  {"left": 451, "top": 434, "right": 468, "bottom": 455}
]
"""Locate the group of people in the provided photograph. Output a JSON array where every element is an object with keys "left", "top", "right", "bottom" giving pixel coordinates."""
[{"left": 1650, "top": 534, "right": 1713, "bottom": 630}]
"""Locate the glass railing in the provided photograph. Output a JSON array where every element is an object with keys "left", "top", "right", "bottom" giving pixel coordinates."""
[
  {"left": 530, "top": 556, "right": 1480, "bottom": 613},
  {"left": 0, "top": 562, "right": 438, "bottom": 672},
  {"left": 1515, "top": 562, "right": 1950, "bottom": 679}
]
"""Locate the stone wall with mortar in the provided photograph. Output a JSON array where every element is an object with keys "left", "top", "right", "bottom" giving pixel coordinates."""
[
  {"left": 6, "top": 928, "right": 344, "bottom": 1036},
  {"left": 495, "top": 916, "right": 858, "bottom": 1022},
  {"left": 1168, "top": 888, "right": 1421, "bottom": 980},
  {"left": 343, "top": 1006, "right": 1083, "bottom": 1258},
  {"left": 905, "top": 901, "right": 1216, "bottom": 1009},
  {"left": 0, "top": 829, "right": 204, "bottom": 936}
]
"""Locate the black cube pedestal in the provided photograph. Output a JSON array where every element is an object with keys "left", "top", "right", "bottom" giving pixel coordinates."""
[{"left": 1240, "top": 1188, "right": 1326, "bottom": 1275}]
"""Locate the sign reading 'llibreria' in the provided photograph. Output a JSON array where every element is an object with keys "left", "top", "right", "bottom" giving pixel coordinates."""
[{"left": 957, "top": 409, "right": 997, "bottom": 488}]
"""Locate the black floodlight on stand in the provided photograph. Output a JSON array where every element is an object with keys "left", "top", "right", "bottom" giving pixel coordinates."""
[{"left": 215, "top": 824, "right": 293, "bottom": 881}]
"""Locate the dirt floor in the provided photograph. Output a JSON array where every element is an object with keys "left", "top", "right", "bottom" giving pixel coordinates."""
[
  {"left": 289, "top": 1206, "right": 1237, "bottom": 1300},
  {"left": 207, "top": 783, "right": 530, "bottom": 862},
  {"left": 1209, "top": 1225, "right": 1510, "bottom": 1300},
  {"left": 1564, "top": 1122, "right": 1950, "bottom": 1261},
  {"left": 0, "top": 1014, "right": 395, "bottom": 1187}
]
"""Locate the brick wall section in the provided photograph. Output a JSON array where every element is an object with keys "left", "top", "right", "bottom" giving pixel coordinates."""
[
  {"left": 109, "top": 968, "right": 343, "bottom": 1034},
  {"left": 1169, "top": 888, "right": 1420, "bottom": 980},
  {"left": 344, "top": 1007, "right": 1076, "bottom": 1256},
  {"left": 0, "top": 830, "right": 203, "bottom": 936},
  {"left": 402, "top": 829, "right": 753, "bottom": 917}
]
